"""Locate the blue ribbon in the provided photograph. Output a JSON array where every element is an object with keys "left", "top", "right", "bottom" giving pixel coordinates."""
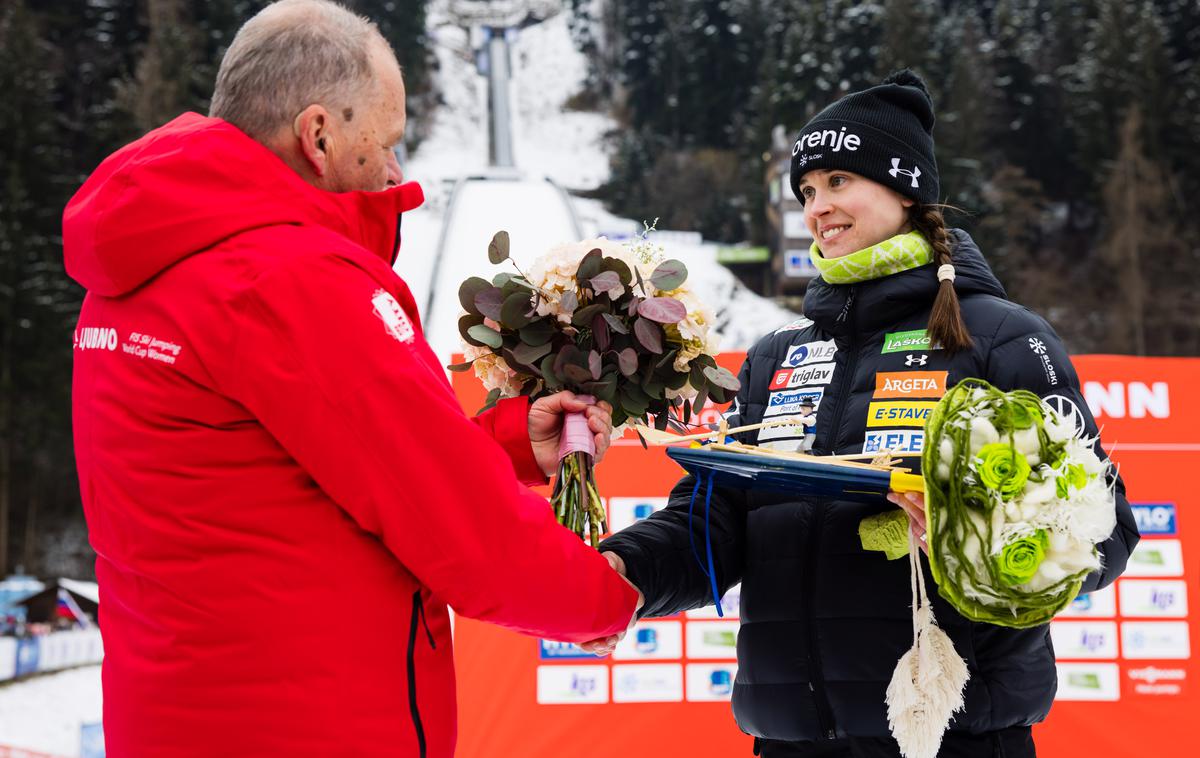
[{"left": 686, "top": 471, "right": 724, "bottom": 617}]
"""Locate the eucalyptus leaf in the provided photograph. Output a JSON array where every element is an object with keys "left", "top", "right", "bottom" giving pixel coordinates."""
[
  {"left": 588, "top": 350, "right": 602, "bottom": 380},
  {"left": 492, "top": 272, "right": 513, "bottom": 288},
  {"left": 633, "top": 317, "right": 664, "bottom": 353},
  {"left": 617, "top": 347, "right": 639, "bottom": 377},
  {"left": 540, "top": 354, "right": 561, "bottom": 389},
  {"left": 458, "top": 277, "right": 491, "bottom": 314},
  {"left": 519, "top": 318, "right": 556, "bottom": 346},
  {"left": 571, "top": 303, "right": 608, "bottom": 327},
  {"left": 655, "top": 348, "right": 678, "bottom": 370},
  {"left": 577, "top": 248, "right": 603, "bottom": 281},
  {"left": 602, "top": 257, "right": 633, "bottom": 286},
  {"left": 703, "top": 365, "right": 741, "bottom": 392},
  {"left": 563, "top": 363, "right": 593, "bottom": 385},
  {"left": 467, "top": 324, "right": 503, "bottom": 349},
  {"left": 588, "top": 270, "right": 622, "bottom": 294},
  {"left": 560, "top": 290, "right": 578, "bottom": 313},
  {"left": 649, "top": 259, "right": 688, "bottom": 291},
  {"left": 477, "top": 387, "right": 502, "bottom": 414},
  {"left": 460, "top": 314, "right": 486, "bottom": 346},
  {"left": 592, "top": 314, "right": 611, "bottom": 351},
  {"left": 446, "top": 361, "right": 474, "bottom": 372},
  {"left": 637, "top": 296, "right": 687, "bottom": 324},
  {"left": 512, "top": 341, "right": 553, "bottom": 366},
  {"left": 601, "top": 312, "right": 629, "bottom": 335},
  {"left": 474, "top": 287, "right": 504, "bottom": 320},
  {"left": 488, "top": 230, "right": 510, "bottom": 264},
  {"left": 501, "top": 292, "right": 533, "bottom": 327}
]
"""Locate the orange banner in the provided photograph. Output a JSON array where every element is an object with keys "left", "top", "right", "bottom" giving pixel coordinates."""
[{"left": 451, "top": 355, "right": 1197, "bottom": 758}]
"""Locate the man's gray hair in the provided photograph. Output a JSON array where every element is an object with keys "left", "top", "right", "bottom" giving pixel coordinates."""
[{"left": 210, "top": 0, "right": 389, "bottom": 139}]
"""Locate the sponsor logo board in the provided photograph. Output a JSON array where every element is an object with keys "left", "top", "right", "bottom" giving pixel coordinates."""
[
  {"left": 685, "top": 584, "right": 741, "bottom": 619},
  {"left": 539, "top": 640, "right": 593, "bottom": 660},
  {"left": 1055, "top": 662, "right": 1120, "bottom": 701},
  {"left": 686, "top": 620, "right": 739, "bottom": 660},
  {"left": 612, "top": 621, "right": 684, "bottom": 660},
  {"left": 536, "top": 665, "right": 609, "bottom": 704},
  {"left": 1121, "top": 621, "right": 1191, "bottom": 659},
  {"left": 782, "top": 340, "right": 838, "bottom": 368},
  {"left": 612, "top": 664, "right": 684, "bottom": 703},
  {"left": 863, "top": 430, "right": 925, "bottom": 455},
  {"left": 772, "top": 363, "right": 836, "bottom": 390},
  {"left": 1124, "top": 539, "right": 1184, "bottom": 578},
  {"left": 1050, "top": 621, "right": 1118, "bottom": 659},
  {"left": 1127, "top": 665, "right": 1186, "bottom": 696},
  {"left": 607, "top": 497, "right": 667, "bottom": 533},
  {"left": 686, "top": 663, "right": 738, "bottom": 701},
  {"left": 866, "top": 401, "right": 937, "bottom": 428},
  {"left": 1131, "top": 504, "right": 1177, "bottom": 536},
  {"left": 1058, "top": 585, "right": 1117, "bottom": 618},
  {"left": 874, "top": 371, "right": 948, "bottom": 398},
  {"left": 881, "top": 329, "right": 940, "bottom": 354},
  {"left": 1118, "top": 580, "right": 1188, "bottom": 618}
]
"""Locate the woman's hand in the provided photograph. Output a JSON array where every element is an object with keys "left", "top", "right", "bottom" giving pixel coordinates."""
[{"left": 886, "top": 490, "right": 928, "bottom": 554}]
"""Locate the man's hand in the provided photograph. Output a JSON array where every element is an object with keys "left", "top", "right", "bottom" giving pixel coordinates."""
[
  {"left": 528, "top": 391, "right": 615, "bottom": 476},
  {"left": 578, "top": 552, "right": 643, "bottom": 656},
  {"left": 887, "top": 490, "right": 928, "bottom": 554}
]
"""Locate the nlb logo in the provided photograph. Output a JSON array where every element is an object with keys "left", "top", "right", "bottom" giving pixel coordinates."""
[
  {"left": 866, "top": 401, "right": 937, "bottom": 428},
  {"left": 73, "top": 327, "right": 118, "bottom": 352},
  {"left": 1131, "top": 504, "right": 1176, "bottom": 536},
  {"left": 874, "top": 371, "right": 947, "bottom": 398},
  {"left": 1083, "top": 381, "right": 1170, "bottom": 419},
  {"left": 782, "top": 340, "right": 837, "bottom": 368}
]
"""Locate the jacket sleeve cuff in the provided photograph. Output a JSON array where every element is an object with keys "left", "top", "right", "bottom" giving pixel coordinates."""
[{"left": 476, "top": 396, "right": 548, "bottom": 487}]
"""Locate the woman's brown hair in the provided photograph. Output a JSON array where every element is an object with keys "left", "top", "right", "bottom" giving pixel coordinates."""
[{"left": 909, "top": 204, "right": 973, "bottom": 353}]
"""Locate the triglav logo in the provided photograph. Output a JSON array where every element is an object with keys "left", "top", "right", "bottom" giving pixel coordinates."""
[{"left": 888, "top": 158, "right": 921, "bottom": 188}]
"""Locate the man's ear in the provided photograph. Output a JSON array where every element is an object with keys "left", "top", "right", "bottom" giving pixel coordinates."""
[{"left": 293, "top": 104, "right": 333, "bottom": 177}]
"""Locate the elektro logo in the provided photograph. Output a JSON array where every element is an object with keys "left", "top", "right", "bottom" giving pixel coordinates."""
[{"left": 874, "top": 371, "right": 947, "bottom": 398}]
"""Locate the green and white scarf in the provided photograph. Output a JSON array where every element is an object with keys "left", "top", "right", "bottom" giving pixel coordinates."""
[{"left": 810, "top": 230, "right": 933, "bottom": 284}]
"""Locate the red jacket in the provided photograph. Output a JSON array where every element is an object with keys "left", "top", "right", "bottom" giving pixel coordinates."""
[{"left": 63, "top": 113, "right": 637, "bottom": 757}]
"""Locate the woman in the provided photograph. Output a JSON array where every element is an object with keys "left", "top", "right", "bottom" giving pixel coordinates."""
[{"left": 593, "top": 71, "right": 1139, "bottom": 757}]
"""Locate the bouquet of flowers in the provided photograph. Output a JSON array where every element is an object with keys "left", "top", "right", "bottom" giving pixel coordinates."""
[
  {"left": 450, "top": 230, "right": 739, "bottom": 546},
  {"left": 923, "top": 379, "right": 1117, "bottom": 628}
]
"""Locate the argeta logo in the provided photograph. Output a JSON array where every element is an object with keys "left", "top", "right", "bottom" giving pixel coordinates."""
[
  {"left": 1029, "top": 337, "right": 1047, "bottom": 355},
  {"left": 888, "top": 158, "right": 921, "bottom": 188},
  {"left": 905, "top": 354, "right": 928, "bottom": 367}
]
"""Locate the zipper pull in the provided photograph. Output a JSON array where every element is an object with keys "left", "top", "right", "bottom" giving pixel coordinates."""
[{"left": 836, "top": 288, "right": 856, "bottom": 323}]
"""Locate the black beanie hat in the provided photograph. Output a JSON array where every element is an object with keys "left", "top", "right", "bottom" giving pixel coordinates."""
[{"left": 789, "top": 69, "right": 939, "bottom": 206}]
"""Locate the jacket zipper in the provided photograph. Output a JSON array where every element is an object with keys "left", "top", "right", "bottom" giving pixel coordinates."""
[
  {"left": 805, "top": 286, "right": 856, "bottom": 739},
  {"left": 407, "top": 590, "right": 436, "bottom": 758}
]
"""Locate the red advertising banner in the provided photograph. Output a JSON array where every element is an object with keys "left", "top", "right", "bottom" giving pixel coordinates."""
[{"left": 451, "top": 355, "right": 1197, "bottom": 757}]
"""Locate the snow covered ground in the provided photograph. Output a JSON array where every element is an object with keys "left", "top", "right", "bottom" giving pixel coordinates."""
[
  {"left": 0, "top": 3, "right": 797, "bottom": 753},
  {"left": 0, "top": 665, "right": 101, "bottom": 757}
]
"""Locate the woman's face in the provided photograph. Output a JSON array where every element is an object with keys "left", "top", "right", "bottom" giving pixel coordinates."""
[{"left": 798, "top": 170, "right": 913, "bottom": 259}]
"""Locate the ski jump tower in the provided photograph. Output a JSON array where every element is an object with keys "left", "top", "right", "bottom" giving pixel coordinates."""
[{"left": 448, "top": 0, "right": 559, "bottom": 168}]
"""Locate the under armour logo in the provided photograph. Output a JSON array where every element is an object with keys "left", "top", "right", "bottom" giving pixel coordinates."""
[
  {"left": 1029, "top": 337, "right": 1047, "bottom": 355},
  {"left": 905, "top": 354, "right": 928, "bottom": 366},
  {"left": 889, "top": 158, "right": 921, "bottom": 188}
]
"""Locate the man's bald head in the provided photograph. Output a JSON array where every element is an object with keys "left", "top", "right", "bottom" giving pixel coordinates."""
[{"left": 210, "top": 0, "right": 395, "bottom": 141}]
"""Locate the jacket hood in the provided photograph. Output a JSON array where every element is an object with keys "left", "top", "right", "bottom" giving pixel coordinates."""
[
  {"left": 63, "top": 112, "right": 424, "bottom": 296},
  {"left": 804, "top": 229, "right": 1007, "bottom": 336}
]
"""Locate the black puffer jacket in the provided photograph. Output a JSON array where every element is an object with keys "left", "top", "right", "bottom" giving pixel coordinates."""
[{"left": 601, "top": 230, "right": 1138, "bottom": 741}]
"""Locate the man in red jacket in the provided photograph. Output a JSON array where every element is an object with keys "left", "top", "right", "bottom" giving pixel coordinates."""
[{"left": 62, "top": 1, "right": 639, "bottom": 756}]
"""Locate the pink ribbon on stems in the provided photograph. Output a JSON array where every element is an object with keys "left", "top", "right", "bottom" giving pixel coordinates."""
[{"left": 557, "top": 394, "right": 597, "bottom": 460}]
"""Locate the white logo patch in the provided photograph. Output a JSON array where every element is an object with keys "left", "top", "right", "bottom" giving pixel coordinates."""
[
  {"left": 889, "top": 158, "right": 921, "bottom": 188},
  {"left": 782, "top": 340, "right": 838, "bottom": 369},
  {"left": 372, "top": 290, "right": 415, "bottom": 344},
  {"left": 905, "top": 354, "right": 929, "bottom": 367},
  {"left": 1043, "top": 394, "right": 1087, "bottom": 436}
]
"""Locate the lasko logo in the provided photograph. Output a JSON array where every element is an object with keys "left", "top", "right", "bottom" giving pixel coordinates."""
[
  {"left": 1124, "top": 539, "right": 1184, "bottom": 578},
  {"left": 863, "top": 430, "right": 925, "bottom": 454},
  {"left": 1131, "top": 504, "right": 1176, "bottom": 536},
  {"left": 782, "top": 340, "right": 837, "bottom": 368},
  {"left": 371, "top": 289, "right": 415, "bottom": 344},
  {"left": 1054, "top": 663, "right": 1120, "bottom": 701},
  {"left": 888, "top": 158, "right": 921, "bottom": 188},
  {"left": 73, "top": 327, "right": 118, "bottom": 351},
  {"left": 874, "top": 371, "right": 948, "bottom": 399},
  {"left": 793, "top": 126, "right": 861, "bottom": 156},
  {"left": 866, "top": 401, "right": 938, "bottom": 428},
  {"left": 881, "top": 329, "right": 941, "bottom": 354}
]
